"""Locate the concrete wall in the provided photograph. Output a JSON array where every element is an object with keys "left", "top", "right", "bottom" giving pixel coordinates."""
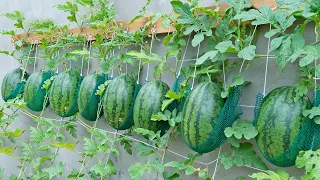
[{"left": 0, "top": 0, "right": 316, "bottom": 179}]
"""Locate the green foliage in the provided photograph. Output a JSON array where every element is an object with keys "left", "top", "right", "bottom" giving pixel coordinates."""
[
  {"left": 2, "top": 11, "right": 26, "bottom": 31},
  {"left": 296, "top": 149, "right": 320, "bottom": 179},
  {"left": 224, "top": 120, "right": 258, "bottom": 140},
  {"left": 250, "top": 169, "right": 296, "bottom": 180},
  {"left": 220, "top": 143, "right": 268, "bottom": 170}
]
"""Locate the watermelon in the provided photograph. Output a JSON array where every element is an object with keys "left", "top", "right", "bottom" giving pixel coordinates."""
[
  {"left": 198, "top": 74, "right": 210, "bottom": 83},
  {"left": 134, "top": 80, "right": 170, "bottom": 134},
  {"left": 78, "top": 73, "right": 106, "bottom": 121},
  {"left": 1, "top": 68, "right": 28, "bottom": 102},
  {"left": 181, "top": 82, "right": 224, "bottom": 153},
  {"left": 104, "top": 75, "right": 136, "bottom": 130},
  {"left": 256, "top": 86, "right": 311, "bottom": 166},
  {"left": 24, "top": 70, "right": 53, "bottom": 112},
  {"left": 49, "top": 70, "right": 82, "bottom": 117}
]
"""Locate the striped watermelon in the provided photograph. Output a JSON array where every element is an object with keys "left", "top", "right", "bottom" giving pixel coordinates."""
[
  {"left": 256, "top": 86, "right": 311, "bottom": 166},
  {"left": 198, "top": 74, "right": 210, "bottom": 83},
  {"left": 78, "top": 73, "right": 106, "bottom": 121},
  {"left": 24, "top": 71, "right": 52, "bottom": 112},
  {"left": 103, "top": 75, "right": 136, "bottom": 130},
  {"left": 181, "top": 82, "right": 224, "bottom": 153},
  {"left": 49, "top": 70, "right": 82, "bottom": 117},
  {"left": 134, "top": 80, "right": 170, "bottom": 134},
  {"left": 1, "top": 68, "right": 28, "bottom": 102}
]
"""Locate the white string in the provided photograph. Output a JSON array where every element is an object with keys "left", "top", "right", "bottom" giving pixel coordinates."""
[
  {"left": 191, "top": 42, "right": 201, "bottom": 90},
  {"left": 11, "top": 42, "right": 15, "bottom": 70},
  {"left": 212, "top": 146, "right": 222, "bottom": 180},
  {"left": 146, "top": 26, "right": 156, "bottom": 82},
  {"left": 104, "top": 131, "right": 118, "bottom": 163},
  {"left": 137, "top": 45, "right": 143, "bottom": 84},
  {"left": 33, "top": 41, "right": 38, "bottom": 73},
  {"left": 80, "top": 35, "right": 88, "bottom": 76},
  {"left": 87, "top": 39, "right": 93, "bottom": 76},
  {"left": 239, "top": 25, "right": 258, "bottom": 73},
  {"left": 263, "top": 24, "right": 272, "bottom": 96},
  {"left": 177, "top": 35, "right": 191, "bottom": 77}
]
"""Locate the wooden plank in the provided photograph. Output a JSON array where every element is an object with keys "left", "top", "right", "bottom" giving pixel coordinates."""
[
  {"left": 11, "top": 4, "right": 230, "bottom": 44},
  {"left": 250, "top": 0, "right": 277, "bottom": 9}
]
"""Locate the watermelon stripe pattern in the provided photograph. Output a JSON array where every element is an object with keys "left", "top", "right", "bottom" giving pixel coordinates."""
[
  {"left": 181, "top": 82, "right": 224, "bottom": 153},
  {"left": 24, "top": 71, "right": 52, "bottom": 112},
  {"left": 1, "top": 68, "right": 27, "bottom": 102},
  {"left": 134, "top": 80, "right": 170, "bottom": 134},
  {"left": 256, "top": 86, "right": 311, "bottom": 160},
  {"left": 104, "top": 75, "right": 137, "bottom": 130},
  {"left": 78, "top": 73, "right": 106, "bottom": 121},
  {"left": 49, "top": 70, "right": 82, "bottom": 117}
]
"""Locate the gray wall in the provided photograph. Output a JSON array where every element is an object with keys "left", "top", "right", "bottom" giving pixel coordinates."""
[{"left": 0, "top": 0, "right": 315, "bottom": 179}]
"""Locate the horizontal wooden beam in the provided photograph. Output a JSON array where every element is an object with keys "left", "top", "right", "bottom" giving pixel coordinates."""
[{"left": 11, "top": 0, "right": 276, "bottom": 44}]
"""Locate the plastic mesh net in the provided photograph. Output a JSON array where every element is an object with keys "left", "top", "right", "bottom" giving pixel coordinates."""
[
  {"left": 254, "top": 90, "right": 320, "bottom": 167},
  {"left": 80, "top": 74, "right": 107, "bottom": 121},
  {"left": 4, "top": 81, "right": 26, "bottom": 102},
  {"left": 26, "top": 71, "right": 52, "bottom": 112},
  {"left": 189, "top": 85, "right": 243, "bottom": 153},
  {"left": 168, "top": 75, "right": 191, "bottom": 112}
]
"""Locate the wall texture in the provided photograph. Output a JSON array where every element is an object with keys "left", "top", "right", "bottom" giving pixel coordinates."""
[{"left": 0, "top": 0, "right": 316, "bottom": 179}]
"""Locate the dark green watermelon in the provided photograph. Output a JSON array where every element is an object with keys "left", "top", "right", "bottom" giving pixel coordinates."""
[
  {"left": 1, "top": 68, "right": 28, "bottom": 102},
  {"left": 49, "top": 70, "right": 82, "bottom": 117},
  {"left": 24, "top": 71, "right": 52, "bottom": 112},
  {"left": 134, "top": 80, "right": 170, "bottom": 134},
  {"left": 181, "top": 82, "right": 224, "bottom": 153},
  {"left": 198, "top": 74, "right": 210, "bottom": 83},
  {"left": 256, "top": 86, "right": 311, "bottom": 165},
  {"left": 78, "top": 73, "right": 106, "bottom": 121},
  {"left": 104, "top": 75, "right": 136, "bottom": 130}
]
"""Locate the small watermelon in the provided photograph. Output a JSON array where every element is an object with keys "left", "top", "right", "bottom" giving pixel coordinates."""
[
  {"left": 49, "top": 70, "right": 82, "bottom": 117},
  {"left": 198, "top": 74, "right": 210, "bottom": 83},
  {"left": 256, "top": 86, "right": 311, "bottom": 167},
  {"left": 78, "top": 73, "right": 106, "bottom": 121},
  {"left": 104, "top": 75, "right": 137, "bottom": 130},
  {"left": 181, "top": 82, "right": 224, "bottom": 153},
  {"left": 24, "top": 70, "right": 53, "bottom": 112},
  {"left": 134, "top": 80, "right": 170, "bottom": 134},
  {"left": 1, "top": 68, "right": 28, "bottom": 102}
]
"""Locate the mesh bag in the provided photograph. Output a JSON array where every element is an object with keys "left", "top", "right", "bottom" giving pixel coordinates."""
[
  {"left": 4, "top": 82, "right": 26, "bottom": 102},
  {"left": 2, "top": 68, "right": 28, "bottom": 102},
  {"left": 253, "top": 90, "right": 320, "bottom": 167},
  {"left": 181, "top": 85, "right": 243, "bottom": 153},
  {"left": 116, "top": 83, "right": 141, "bottom": 130},
  {"left": 80, "top": 74, "right": 107, "bottom": 121},
  {"left": 26, "top": 71, "right": 52, "bottom": 112}
]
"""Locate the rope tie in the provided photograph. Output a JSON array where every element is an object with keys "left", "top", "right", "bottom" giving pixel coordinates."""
[
  {"left": 33, "top": 40, "right": 39, "bottom": 73},
  {"left": 191, "top": 40, "right": 201, "bottom": 90},
  {"left": 263, "top": 24, "right": 272, "bottom": 96},
  {"left": 212, "top": 146, "right": 222, "bottom": 180},
  {"left": 177, "top": 35, "right": 191, "bottom": 77},
  {"left": 87, "top": 34, "right": 93, "bottom": 76},
  {"left": 145, "top": 25, "right": 156, "bottom": 82},
  {"left": 80, "top": 34, "right": 88, "bottom": 76}
]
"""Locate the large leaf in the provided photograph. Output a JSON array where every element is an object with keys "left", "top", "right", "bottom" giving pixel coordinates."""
[
  {"left": 224, "top": 120, "right": 258, "bottom": 140},
  {"left": 296, "top": 149, "right": 320, "bottom": 179},
  {"left": 250, "top": 169, "right": 296, "bottom": 180},
  {"left": 220, "top": 143, "right": 268, "bottom": 170}
]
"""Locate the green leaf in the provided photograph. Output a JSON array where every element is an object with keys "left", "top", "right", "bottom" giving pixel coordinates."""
[
  {"left": 264, "top": 29, "right": 280, "bottom": 38},
  {"left": 185, "top": 165, "right": 196, "bottom": 175},
  {"left": 50, "top": 142, "right": 76, "bottom": 150},
  {"left": 83, "top": 137, "right": 99, "bottom": 157},
  {"left": 191, "top": 32, "right": 205, "bottom": 47},
  {"left": 294, "top": 79, "right": 313, "bottom": 103},
  {"left": 250, "top": 169, "right": 295, "bottom": 180},
  {"left": 44, "top": 162, "right": 65, "bottom": 179},
  {"left": 224, "top": 120, "right": 258, "bottom": 140},
  {"left": 252, "top": 5, "right": 274, "bottom": 25},
  {"left": 220, "top": 142, "right": 268, "bottom": 170},
  {"left": 226, "top": 0, "right": 252, "bottom": 13},
  {"left": 67, "top": 169, "right": 85, "bottom": 178},
  {"left": 0, "top": 147, "right": 15, "bottom": 156},
  {"left": 171, "top": 1, "right": 195, "bottom": 24},
  {"left": 216, "top": 41, "right": 236, "bottom": 53},
  {"left": 0, "top": 128, "right": 24, "bottom": 138},
  {"left": 234, "top": 9, "right": 260, "bottom": 21},
  {"left": 237, "top": 45, "right": 256, "bottom": 60},
  {"left": 296, "top": 149, "right": 320, "bottom": 179},
  {"left": 134, "top": 142, "right": 155, "bottom": 157},
  {"left": 196, "top": 50, "right": 218, "bottom": 65},
  {"left": 231, "top": 73, "right": 245, "bottom": 87},
  {"left": 134, "top": 128, "right": 157, "bottom": 140},
  {"left": 226, "top": 136, "right": 240, "bottom": 148},
  {"left": 165, "top": 161, "right": 186, "bottom": 170},
  {"left": 269, "top": 36, "right": 285, "bottom": 52},
  {"left": 128, "top": 162, "right": 148, "bottom": 179},
  {"left": 91, "top": 160, "right": 117, "bottom": 177}
]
